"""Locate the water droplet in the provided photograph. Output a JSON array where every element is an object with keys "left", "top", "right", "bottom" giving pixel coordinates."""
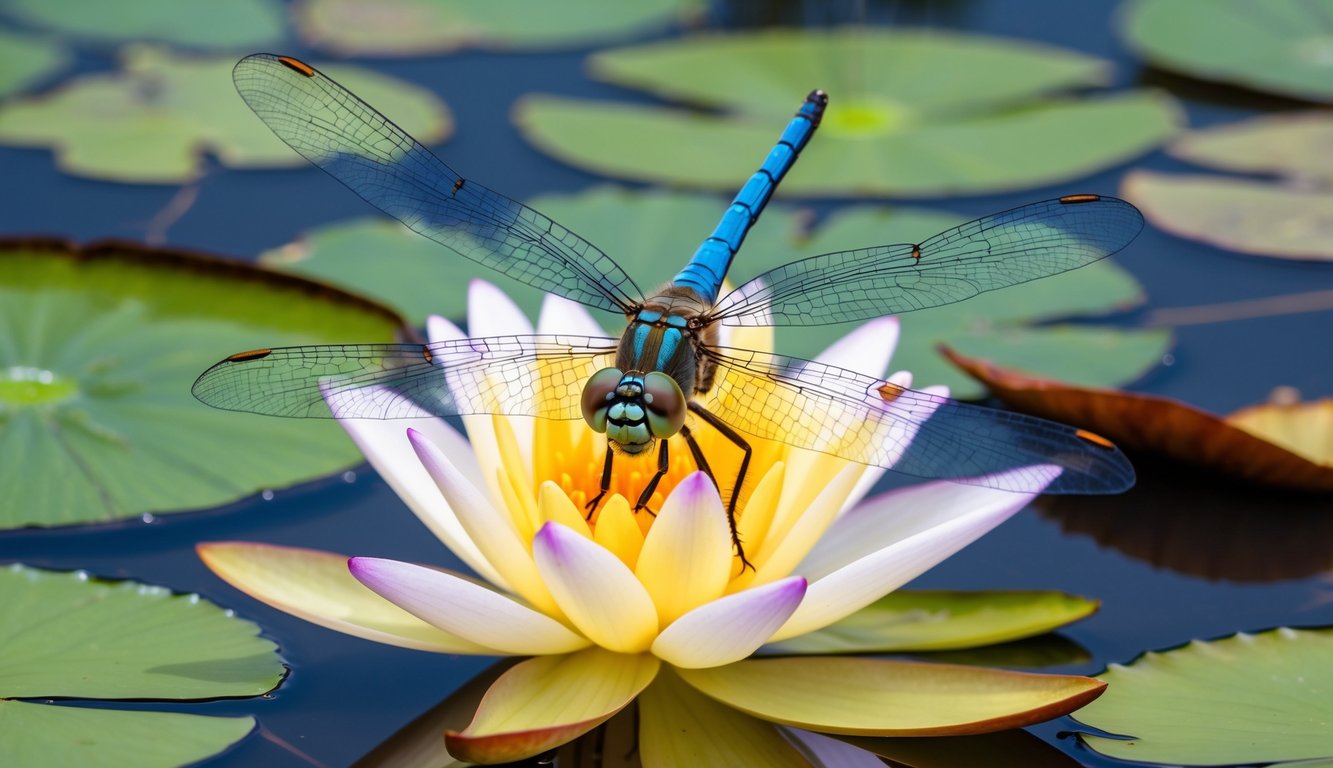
[
  {"left": 342, "top": 470, "right": 357, "bottom": 483},
  {"left": 1161, "top": 353, "right": 1175, "bottom": 366},
  {"left": 141, "top": 512, "right": 156, "bottom": 524},
  {"left": 261, "top": 489, "right": 275, "bottom": 501}
]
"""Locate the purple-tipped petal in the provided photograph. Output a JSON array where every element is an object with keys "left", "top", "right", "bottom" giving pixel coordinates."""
[
  {"left": 408, "top": 429, "right": 558, "bottom": 614},
  {"left": 532, "top": 523, "right": 658, "bottom": 653},
  {"left": 652, "top": 577, "right": 807, "bottom": 669},
  {"left": 636, "top": 472, "right": 732, "bottom": 625},
  {"left": 349, "top": 557, "right": 588, "bottom": 655},
  {"left": 773, "top": 467, "right": 1060, "bottom": 641}
]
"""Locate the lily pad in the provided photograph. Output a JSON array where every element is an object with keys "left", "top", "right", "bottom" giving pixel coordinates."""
[
  {"left": 0, "top": 0, "right": 285, "bottom": 51},
  {"left": 1167, "top": 112, "right": 1333, "bottom": 183},
  {"left": 1120, "top": 0, "right": 1333, "bottom": 102},
  {"left": 944, "top": 347, "right": 1333, "bottom": 492},
  {"left": 266, "top": 186, "right": 1167, "bottom": 398},
  {"left": 1122, "top": 113, "right": 1333, "bottom": 260},
  {"left": 0, "top": 31, "right": 68, "bottom": 100},
  {"left": 1073, "top": 627, "right": 1333, "bottom": 766},
  {"left": 0, "top": 238, "right": 408, "bottom": 528},
  {"left": 516, "top": 30, "right": 1180, "bottom": 197},
  {"left": 294, "top": 0, "right": 705, "bottom": 56},
  {"left": 1124, "top": 170, "right": 1333, "bottom": 261},
  {"left": 0, "top": 564, "right": 282, "bottom": 768},
  {"left": 0, "top": 46, "right": 451, "bottom": 183},
  {"left": 763, "top": 590, "right": 1097, "bottom": 655}
]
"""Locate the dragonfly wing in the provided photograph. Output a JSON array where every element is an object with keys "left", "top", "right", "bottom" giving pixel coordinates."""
[
  {"left": 233, "top": 53, "right": 643, "bottom": 314},
  {"left": 708, "top": 196, "right": 1143, "bottom": 327},
  {"left": 697, "top": 345, "right": 1134, "bottom": 495},
  {"left": 193, "top": 334, "right": 618, "bottom": 420}
]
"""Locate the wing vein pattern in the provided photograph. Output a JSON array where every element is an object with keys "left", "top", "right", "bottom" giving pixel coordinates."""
[
  {"left": 192, "top": 335, "right": 618, "bottom": 420},
  {"left": 233, "top": 53, "right": 643, "bottom": 314},
  {"left": 709, "top": 197, "right": 1143, "bottom": 327},
  {"left": 698, "top": 345, "right": 1133, "bottom": 494}
]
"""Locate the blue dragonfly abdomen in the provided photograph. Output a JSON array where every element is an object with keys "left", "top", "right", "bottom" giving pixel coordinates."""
[{"left": 671, "top": 91, "right": 829, "bottom": 304}]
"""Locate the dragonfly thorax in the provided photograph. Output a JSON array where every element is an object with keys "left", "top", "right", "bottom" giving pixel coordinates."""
[{"left": 580, "top": 368, "right": 687, "bottom": 454}]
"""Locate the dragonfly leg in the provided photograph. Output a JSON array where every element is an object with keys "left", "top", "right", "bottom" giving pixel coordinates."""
[
  {"left": 632, "top": 439, "right": 670, "bottom": 516},
  {"left": 679, "top": 425, "right": 715, "bottom": 482},
  {"left": 585, "top": 446, "right": 614, "bottom": 519},
  {"left": 687, "top": 402, "right": 754, "bottom": 571}
]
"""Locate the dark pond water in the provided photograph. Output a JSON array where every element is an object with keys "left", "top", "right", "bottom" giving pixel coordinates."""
[{"left": 3, "top": 1, "right": 1331, "bottom": 766}]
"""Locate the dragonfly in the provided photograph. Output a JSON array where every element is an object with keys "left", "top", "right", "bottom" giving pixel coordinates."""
[{"left": 195, "top": 53, "right": 1142, "bottom": 569}]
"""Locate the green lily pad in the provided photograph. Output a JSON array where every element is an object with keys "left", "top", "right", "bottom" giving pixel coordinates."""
[
  {"left": 0, "top": 238, "right": 407, "bottom": 528},
  {"left": 1168, "top": 112, "right": 1333, "bottom": 184},
  {"left": 764, "top": 591, "right": 1097, "bottom": 655},
  {"left": 515, "top": 30, "right": 1179, "bottom": 197},
  {"left": 1120, "top": 0, "right": 1333, "bottom": 102},
  {"left": 294, "top": 0, "right": 704, "bottom": 56},
  {"left": 0, "top": 564, "right": 282, "bottom": 768},
  {"left": 1125, "top": 171, "right": 1333, "bottom": 262},
  {"left": 1074, "top": 627, "right": 1333, "bottom": 766},
  {"left": 1085, "top": 629, "right": 1333, "bottom": 764},
  {"left": 266, "top": 187, "right": 1165, "bottom": 398},
  {"left": 0, "top": 46, "right": 451, "bottom": 183},
  {"left": 0, "top": 31, "right": 68, "bottom": 100},
  {"left": 1120, "top": 112, "right": 1333, "bottom": 262},
  {"left": 0, "top": 0, "right": 285, "bottom": 51}
]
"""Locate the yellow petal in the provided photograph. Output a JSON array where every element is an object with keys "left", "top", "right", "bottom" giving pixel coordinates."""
[
  {"left": 197, "top": 542, "right": 489, "bottom": 654},
  {"left": 533, "top": 522, "right": 659, "bottom": 653},
  {"left": 538, "top": 480, "right": 591, "bottom": 538},
  {"left": 636, "top": 473, "right": 732, "bottom": 625},
  {"left": 639, "top": 666, "right": 812, "bottom": 768},
  {"left": 677, "top": 656, "right": 1106, "bottom": 736},
  {"left": 593, "top": 495, "right": 645, "bottom": 569},
  {"left": 448, "top": 649, "right": 659, "bottom": 763}
]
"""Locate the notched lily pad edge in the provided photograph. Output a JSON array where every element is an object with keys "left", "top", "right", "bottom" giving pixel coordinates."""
[
  {"left": 1068, "top": 625, "right": 1333, "bottom": 739},
  {"left": 0, "top": 236, "right": 417, "bottom": 339}
]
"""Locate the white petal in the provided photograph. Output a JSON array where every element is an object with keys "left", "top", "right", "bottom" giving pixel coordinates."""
[
  {"left": 467, "top": 278, "right": 533, "bottom": 337},
  {"left": 532, "top": 522, "right": 659, "bottom": 653},
  {"left": 772, "top": 467, "right": 1059, "bottom": 641},
  {"left": 813, "top": 316, "right": 899, "bottom": 378},
  {"left": 323, "top": 385, "right": 504, "bottom": 588},
  {"left": 427, "top": 314, "right": 465, "bottom": 344},
  {"left": 350, "top": 557, "right": 589, "bottom": 655},
  {"left": 538, "top": 292, "right": 607, "bottom": 337},
  {"left": 844, "top": 370, "right": 919, "bottom": 512},
  {"left": 652, "top": 577, "right": 806, "bottom": 669},
  {"left": 409, "top": 428, "right": 557, "bottom": 614}
]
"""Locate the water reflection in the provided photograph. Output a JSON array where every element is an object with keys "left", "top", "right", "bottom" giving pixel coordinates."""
[{"left": 1038, "top": 458, "right": 1333, "bottom": 583}]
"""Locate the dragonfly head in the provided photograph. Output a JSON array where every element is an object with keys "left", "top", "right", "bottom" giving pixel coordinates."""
[{"left": 581, "top": 368, "right": 686, "bottom": 454}]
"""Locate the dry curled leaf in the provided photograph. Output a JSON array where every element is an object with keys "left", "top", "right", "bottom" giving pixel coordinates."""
[{"left": 941, "top": 346, "right": 1333, "bottom": 492}]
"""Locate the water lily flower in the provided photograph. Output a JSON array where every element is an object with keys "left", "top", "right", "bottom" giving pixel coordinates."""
[{"left": 199, "top": 280, "right": 1104, "bottom": 764}]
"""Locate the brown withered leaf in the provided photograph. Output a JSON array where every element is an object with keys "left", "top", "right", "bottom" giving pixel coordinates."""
[{"left": 940, "top": 346, "right": 1333, "bottom": 492}]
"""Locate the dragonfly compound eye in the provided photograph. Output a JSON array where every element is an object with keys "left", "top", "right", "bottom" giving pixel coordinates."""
[
  {"left": 581, "top": 367, "right": 624, "bottom": 433},
  {"left": 642, "top": 371, "right": 686, "bottom": 439}
]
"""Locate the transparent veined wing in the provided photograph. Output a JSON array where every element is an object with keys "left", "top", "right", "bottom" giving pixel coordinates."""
[
  {"left": 192, "top": 335, "right": 618, "bottom": 420},
  {"left": 233, "top": 53, "right": 643, "bottom": 314},
  {"left": 707, "top": 195, "right": 1142, "bottom": 327},
  {"left": 696, "top": 344, "right": 1134, "bottom": 495}
]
